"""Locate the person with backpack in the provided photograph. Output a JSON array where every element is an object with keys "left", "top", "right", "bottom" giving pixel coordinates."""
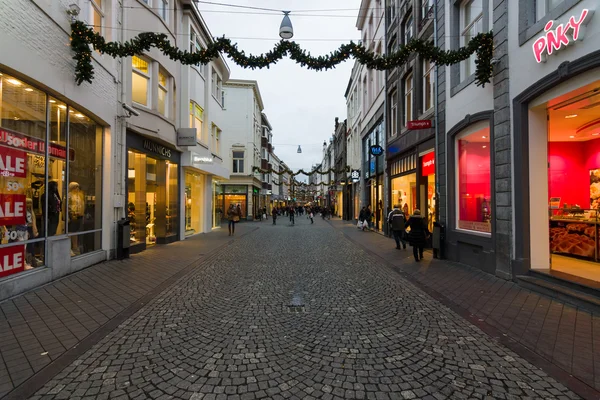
[{"left": 388, "top": 204, "right": 407, "bottom": 250}]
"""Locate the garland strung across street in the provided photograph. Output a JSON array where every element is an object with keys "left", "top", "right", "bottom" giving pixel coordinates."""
[
  {"left": 70, "top": 21, "right": 494, "bottom": 87},
  {"left": 252, "top": 165, "right": 350, "bottom": 177}
]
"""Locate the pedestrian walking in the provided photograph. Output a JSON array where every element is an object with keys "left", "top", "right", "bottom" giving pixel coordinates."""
[
  {"left": 272, "top": 208, "right": 278, "bottom": 225},
  {"left": 364, "top": 205, "right": 372, "bottom": 231},
  {"left": 405, "top": 209, "right": 430, "bottom": 262},
  {"left": 289, "top": 206, "right": 295, "bottom": 225},
  {"left": 358, "top": 206, "right": 366, "bottom": 231},
  {"left": 263, "top": 206, "right": 268, "bottom": 221},
  {"left": 388, "top": 204, "right": 407, "bottom": 250},
  {"left": 309, "top": 211, "right": 314, "bottom": 224},
  {"left": 227, "top": 204, "right": 241, "bottom": 236}
]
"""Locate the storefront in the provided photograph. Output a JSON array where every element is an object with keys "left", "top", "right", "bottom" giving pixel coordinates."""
[
  {"left": 217, "top": 185, "right": 248, "bottom": 220},
  {"left": 363, "top": 120, "right": 385, "bottom": 230},
  {"left": 0, "top": 71, "right": 104, "bottom": 279},
  {"left": 184, "top": 170, "right": 204, "bottom": 236},
  {"left": 126, "top": 131, "right": 180, "bottom": 253}
]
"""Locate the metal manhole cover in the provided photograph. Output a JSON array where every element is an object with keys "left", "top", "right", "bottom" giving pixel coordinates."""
[{"left": 287, "top": 305, "right": 306, "bottom": 313}]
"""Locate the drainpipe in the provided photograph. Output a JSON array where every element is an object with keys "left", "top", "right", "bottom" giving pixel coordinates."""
[{"left": 433, "top": 1, "right": 441, "bottom": 224}]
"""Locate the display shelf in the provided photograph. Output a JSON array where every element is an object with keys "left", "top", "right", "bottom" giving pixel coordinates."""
[{"left": 549, "top": 208, "right": 599, "bottom": 262}]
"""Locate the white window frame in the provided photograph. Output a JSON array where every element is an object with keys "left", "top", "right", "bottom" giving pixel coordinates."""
[
  {"left": 159, "top": 0, "right": 168, "bottom": 21},
  {"left": 423, "top": 59, "right": 434, "bottom": 112},
  {"left": 158, "top": 68, "right": 169, "bottom": 117},
  {"left": 422, "top": 0, "right": 435, "bottom": 20},
  {"left": 404, "top": 15, "right": 414, "bottom": 44},
  {"left": 190, "top": 101, "right": 204, "bottom": 144},
  {"left": 232, "top": 151, "right": 245, "bottom": 174},
  {"left": 460, "top": 0, "right": 483, "bottom": 80},
  {"left": 535, "top": 0, "right": 562, "bottom": 22},
  {"left": 132, "top": 56, "right": 151, "bottom": 107},
  {"left": 404, "top": 74, "right": 413, "bottom": 127},
  {"left": 90, "top": 0, "right": 104, "bottom": 35},
  {"left": 390, "top": 90, "right": 398, "bottom": 137}
]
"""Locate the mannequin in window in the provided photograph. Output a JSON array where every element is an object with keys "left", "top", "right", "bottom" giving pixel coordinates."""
[
  {"left": 68, "top": 182, "right": 85, "bottom": 255},
  {"left": 25, "top": 198, "right": 41, "bottom": 268},
  {"left": 41, "top": 180, "right": 61, "bottom": 236}
]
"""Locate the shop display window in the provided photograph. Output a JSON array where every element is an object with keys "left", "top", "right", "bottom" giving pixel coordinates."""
[
  {"left": 185, "top": 171, "right": 203, "bottom": 235},
  {"left": 456, "top": 123, "right": 491, "bottom": 233},
  {"left": 213, "top": 183, "right": 223, "bottom": 227},
  {"left": 392, "top": 174, "right": 417, "bottom": 216},
  {"left": 68, "top": 108, "right": 103, "bottom": 256},
  {"left": 165, "top": 161, "right": 178, "bottom": 237}
]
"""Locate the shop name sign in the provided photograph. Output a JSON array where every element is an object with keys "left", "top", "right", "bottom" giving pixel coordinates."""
[
  {"left": 0, "top": 128, "right": 74, "bottom": 161},
  {"left": 143, "top": 140, "right": 172, "bottom": 158},
  {"left": 407, "top": 120, "right": 432, "bottom": 130},
  {"left": 193, "top": 156, "right": 213, "bottom": 164},
  {"left": 370, "top": 145, "right": 384, "bottom": 156},
  {"left": 532, "top": 9, "right": 592, "bottom": 63},
  {"left": 351, "top": 169, "right": 360, "bottom": 183},
  {"left": 422, "top": 152, "right": 435, "bottom": 176},
  {"left": 177, "top": 128, "right": 196, "bottom": 146}
]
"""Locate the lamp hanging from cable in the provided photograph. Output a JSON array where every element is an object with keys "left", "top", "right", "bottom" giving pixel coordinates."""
[
  {"left": 279, "top": 11, "right": 293, "bottom": 39},
  {"left": 297, "top": 145, "right": 302, "bottom": 153}
]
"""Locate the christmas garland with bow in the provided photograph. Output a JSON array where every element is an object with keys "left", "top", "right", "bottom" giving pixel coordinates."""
[
  {"left": 253, "top": 165, "right": 350, "bottom": 177},
  {"left": 70, "top": 21, "right": 494, "bottom": 87}
]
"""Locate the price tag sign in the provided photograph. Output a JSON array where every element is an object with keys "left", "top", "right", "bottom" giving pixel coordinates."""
[{"left": 0, "top": 246, "right": 25, "bottom": 278}]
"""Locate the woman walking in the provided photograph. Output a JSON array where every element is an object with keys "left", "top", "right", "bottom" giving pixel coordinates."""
[
  {"left": 227, "top": 204, "right": 241, "bottom": 236},
  {"left": 405, "top": 209, "right": 430, "bottom": 262},
  {"left": 364, "top": 205, "right": 373, "bottom": 231}
]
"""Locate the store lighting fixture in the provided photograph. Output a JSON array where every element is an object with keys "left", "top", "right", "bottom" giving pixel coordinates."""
[
  {"left": 482, "top": 135, "right": 487, "bottom": 139},
  {"left": 69, "top": 110, "right": 74, "bottom": 113},
  {"left": 565, "top": 114, "right": 578, "bottom": 119},
  {"left": 75, "top": 113, "right": 84, "bottom": 118},
  {"left": 24, "top": 88, "right": 33, "bottom": 92},
  {"left": 49, "top": 99, "right": 56, "bottom": 103},
  {"left": 6, "top": 78, "right": 21, "bottom": 86},
  {"left": 58, "top": 105, "right": 66, "bottom": 109},
  {"left": 482, "top": 145, "right": 487, "bottom": 148},
  {"left": 570, "top": 135, "right": 576, "bottom": 138},
  {"left": 593, "top": 133, "right": 600, "bottom": 136}
]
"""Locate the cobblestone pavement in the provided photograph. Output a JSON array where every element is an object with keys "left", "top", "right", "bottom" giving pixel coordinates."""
[{"left": 31, "top": 218, "right": 579, "bottom": 399}]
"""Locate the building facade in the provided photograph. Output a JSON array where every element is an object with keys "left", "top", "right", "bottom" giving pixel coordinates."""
[
  {"left": 259, "top": 113, "right": 274, "bottom": 214},
  {"left": 0, "top": 0, "right": 118, "bottom": 299},
  {"left": 345, "top": 62, "right": 364, "bottom": 221},
  {"left": 333, "top": 118, "right": 348, "bottom": 218},
  {"left": 219, "top": 80, "right": 265, "bottom": 220}
]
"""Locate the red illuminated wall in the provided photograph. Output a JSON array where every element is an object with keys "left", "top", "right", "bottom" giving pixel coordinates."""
[
  {"left": 458, "top": 141, "right": 491, "bottom": 222},
  {"left": 548, "top": 139, "right": 600, "bottom": 208}
]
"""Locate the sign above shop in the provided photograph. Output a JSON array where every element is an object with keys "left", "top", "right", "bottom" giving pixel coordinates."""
[
  {"left": 532, "top": 8, "right": 592, "bottom": 63},
  {"left": 0, "top": 128, "right": 75, "bottom": 161},
  {"left": 177, "top": 128, "right": 196, "bottom": 147},
  {"left": 351, "top": 169, "right": 361, "bottom": 182},
  {"left": 407, "top": 120, "right": 432, "bottom": 130},
  {"left": 422, "top": 152, "right": 435, "bottom": 176},
  {"left": 370, "top": 145, "right": 384, "bottom": 156},
  {"left": 193, "top": 155, "right": 213, "bottom": 164},
  {"left": 143, "top": 139, "right": 172, "bottom": 158}
]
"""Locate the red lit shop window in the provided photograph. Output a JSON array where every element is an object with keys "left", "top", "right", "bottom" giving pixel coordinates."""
[{"left": 456, "top": 123, "right": 491, "bottom": 234}]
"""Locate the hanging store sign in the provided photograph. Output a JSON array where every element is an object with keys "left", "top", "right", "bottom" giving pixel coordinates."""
[
  {"left": 0, "top": 246, "right": 25, "bottom": 278},
  {"left": 177, "top": 128, "right": 197, "bottom": 146},
  {"left": 0, "top": 128, "right": 74, "bottom": 161},
  {"left": 370, "top": 145, "right": 384, "bottom": 156},
  {"left": 421, "top": 152, "right": 435, "bottom": 176},
  {"left": 532, "top": 8, "right": 592, "bottom": 63},
  {"left": 407, "top": 120, "right": 432, "bottom": 130},
  {"left": 351, "top": 169, "right": 361, "bottom": 183}
]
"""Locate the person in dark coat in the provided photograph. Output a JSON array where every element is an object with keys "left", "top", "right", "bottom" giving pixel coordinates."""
[{"left": 405, "top": 209, "right": 429, "bottom": 262}]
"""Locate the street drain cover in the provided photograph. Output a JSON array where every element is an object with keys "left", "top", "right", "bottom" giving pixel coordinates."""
[{"left": 287, "top": 305, "right": 306, "bottom": 313}]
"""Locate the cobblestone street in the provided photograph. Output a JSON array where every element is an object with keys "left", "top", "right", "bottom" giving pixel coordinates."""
[{"left": 28, "top": 218, "right": 579, "bottom": 399}]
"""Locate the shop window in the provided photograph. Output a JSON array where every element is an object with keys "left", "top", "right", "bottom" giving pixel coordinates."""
[
  {"left": 404, "top": 73, "right": 413, "bottom": 126},
  {"left": 132, "top": 56, "right": 151, "bottom": 106},
  {"left": 159, "top": 0, "right": 168, "bottom": 21},
  {"left": 390, "top": 90, "right": 398, "bottom": 137},
  {"left": 362, "top": 77, "right": 367, "bottom": 114},
  {"left": 212, "top": 124, "right": 221, "bottom": 155},
  {"left": 422, "top": 0, "right": 435, "bottom": 20},
  {"left": 68, "top": 108, "right": 103, "bottom": 256},
  {"left": 388, "top": 0, "right": 397, "bottom": 23},
  {"left": 0, "top": 74, "right": 48, "bottom": 274},
  {"left": 213, "top": 183, "right": 223, "bottom": 228},
  {"left": 392, "top": 174, "right": 417, "bottom": 216},
  {"left": 423, "top": 59, "right": 434, "bottom": 112},
  {"left": 90, "top": 0, "right": 103, "bottom": 35},
  {"left": 456, "top": 123, "right": 491, "bottom": 234},
  {"left": 233, "top": 151, "right": 244, "bottom": 173},
  {"left": 165, "top": 161, "right": 178, "bottom": 237},
  {"left": 158, "top": 69, "right": 168, "bottom": 117},
  {"left": 460, "top": 0, "right": 483, "bottom": 81}
]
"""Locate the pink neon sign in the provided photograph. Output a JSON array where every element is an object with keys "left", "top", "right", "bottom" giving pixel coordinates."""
[{"left": 532, "top": 9, "right": 593, "bottom": 63}]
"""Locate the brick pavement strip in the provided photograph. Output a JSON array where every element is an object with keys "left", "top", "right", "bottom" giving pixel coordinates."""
[
  {"left": 0, "top": 224, "right": 254, "bottom": 399},
  {"left": 27, "top": 218, "right": 578, "bottom": 399}
]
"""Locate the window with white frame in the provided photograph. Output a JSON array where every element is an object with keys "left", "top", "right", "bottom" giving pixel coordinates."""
[
  {"left": 190, "top": 101, "right": 204, "bottom": 143},
  {"left": 190, "top": 29, "right": 207, "bottom": 76},
  {"left": 389, "top": 0, "right": 397, "bottom": 23},
  {"left": 404, "top": 74, "right": 413, "bottom": 126},
  {"left": 390, "top": 90, "right": 398, "bottom": 137},
  {"left": 90, "top": 0, "right": 103, "bottom": 35},
  {"left": 232, "top": 151, "right": 244, "bottom": 173},
  {"left": 221, "top": 89, "right": 226, "bottom": 107},
  {"left": 159, "top": 0, "right": 168, "bottom": 21},
  {"left": 215, "top": 127, "right": 221, "bottom": 155},
  {"left": 132, "top": 56, "right": 151, "bottom": 106},
  {"left": 423, "top": 59, "right": 434, "bottom": 112},
  {"left": 404, "top": 14, "right": 414, "bottom": 44},
  {"left": 211, "top": 69, "right": 219, "bottom": 98},
  {"left": 422, "top": 0, "right": 434, "bottom": 20},
  {"left": 535, "top": 0, "right": 562, "bottom": 21},
  {"left": 460, "top": 0, "right": 483, "bottom": 80},
  {"left": 158, "top": 68, "right": 168, "bottom": 117}
]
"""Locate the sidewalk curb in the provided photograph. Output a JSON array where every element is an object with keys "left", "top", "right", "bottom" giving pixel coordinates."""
[
  {"left": 3, "top": 227, "right": 259, "bottom": 400},
  {"left": 330, "top": 220, "right": 600, "bottom": 400}
]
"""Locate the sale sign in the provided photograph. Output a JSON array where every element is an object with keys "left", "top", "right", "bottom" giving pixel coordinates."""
[
  {"left": 0, "top": 147, "right": 27, "bottom": 178},
  {"left": 0, "top": 194, "right": 26, "bottom": 225},
  {"left": 0, "top": 246, "right": 25, "bottom": 278}
]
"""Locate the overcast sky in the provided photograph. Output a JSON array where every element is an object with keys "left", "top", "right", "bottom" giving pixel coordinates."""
[{"left": 199, "top": 0, "right": 362, "bottom": 174}]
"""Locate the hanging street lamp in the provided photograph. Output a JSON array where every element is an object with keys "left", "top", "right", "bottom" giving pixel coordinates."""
[{"left": 279, "top": 11, "right": 293, "bottom": 40}]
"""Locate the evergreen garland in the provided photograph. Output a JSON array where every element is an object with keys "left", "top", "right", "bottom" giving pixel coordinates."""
[
  {"left": 253, "top": 165, "right": 350, "bottom": 177},
  {"left": 70, "top": 21, "right": 494, "bottom": 87}
]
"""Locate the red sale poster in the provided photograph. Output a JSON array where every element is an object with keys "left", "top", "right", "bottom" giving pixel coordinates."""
[
  {"left": 0, "top": 194, "right": 27, "bottom": 225},
  {"left": 0, "top": 245, "right": 25, "bottom": 278},
  {"left": 0, "top": 146, "right": 27, "bottom": 178}
]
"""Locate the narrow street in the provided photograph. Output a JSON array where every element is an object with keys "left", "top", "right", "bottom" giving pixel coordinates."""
[{"left": 26, "top": 217, "right": 578, "bottom": 400}]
